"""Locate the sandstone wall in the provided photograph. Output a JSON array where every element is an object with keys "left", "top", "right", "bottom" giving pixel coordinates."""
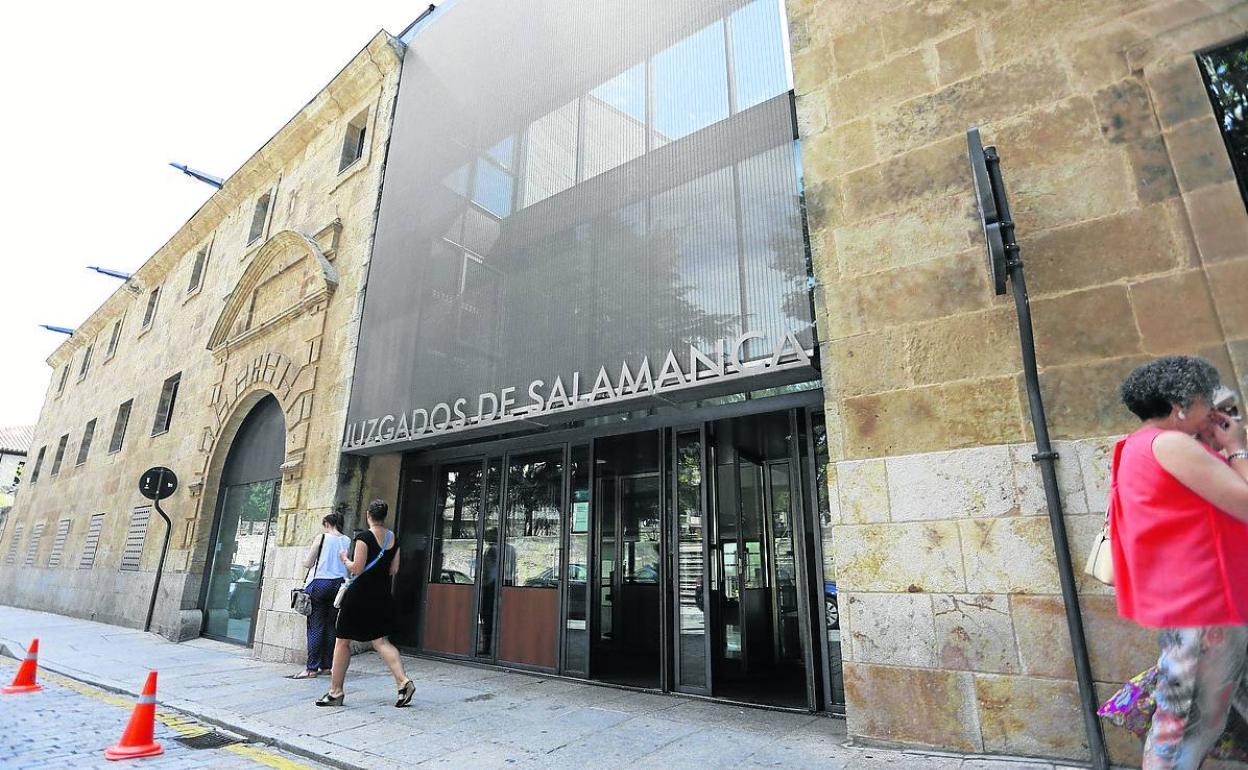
[
  {"left": 0, "top": 33, "right": 403, "bottom": 665},
  {"left": 788, "top": 0, "right": 1248, "bottom": 763}
]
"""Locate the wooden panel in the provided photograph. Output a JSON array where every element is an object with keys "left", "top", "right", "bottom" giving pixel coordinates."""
[
  {"left": 498, "top": 586, "right": 558, "bottom": 669},
  {"left": 422, "top": 583, "right": 475, "bottom": 656}
]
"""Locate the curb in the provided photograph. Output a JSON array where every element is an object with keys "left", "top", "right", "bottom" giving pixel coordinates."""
[{"left": 0, "top": 639, "right": 369, "bottom": 770}]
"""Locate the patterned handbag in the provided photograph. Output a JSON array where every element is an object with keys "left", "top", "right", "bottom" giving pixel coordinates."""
[
  {"left": 290, "top": 534, "right": 323, "bottom": 616},
  {"left": 1099, "top": 666, "right": 1248, "bottom": 761}
]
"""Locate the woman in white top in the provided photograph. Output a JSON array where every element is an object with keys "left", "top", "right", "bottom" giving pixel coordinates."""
[{"left": 289, "top": 511, "right": 351, "bottom": 678}]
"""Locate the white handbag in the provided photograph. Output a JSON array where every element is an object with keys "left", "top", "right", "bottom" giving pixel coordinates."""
[
  {"left": 1083, "top": 440, "right": 1124, "bottom": 587},
  {"left": 1084, "top": 517, "right": 1113, "bottom": 586}
]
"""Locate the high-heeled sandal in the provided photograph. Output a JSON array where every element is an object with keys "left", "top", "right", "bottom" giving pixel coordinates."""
[
  {"left": 316, "top": 691, "right": 344, "bottom": 707},
  {"left": 395, "top": 680, "right": 415, "bottom": 708}
]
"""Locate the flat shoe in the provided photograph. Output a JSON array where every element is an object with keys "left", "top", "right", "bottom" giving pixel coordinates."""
[
  {"left": 395, "top": 680, "right": 415, "bottom": 708},
  {"left": 287, "top": 670, "right": 318, "bottom": 679},
  {"left": 316, "top": 691, "right": 344, "bottom": 707}
]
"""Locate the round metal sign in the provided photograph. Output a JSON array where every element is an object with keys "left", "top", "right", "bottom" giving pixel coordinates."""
[{"left": 139, "top": 467, "right": 178, "bottom": 501}]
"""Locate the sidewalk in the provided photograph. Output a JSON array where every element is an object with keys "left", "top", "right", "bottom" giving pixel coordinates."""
[{"left": 0, "top": 605, "right": 1084, "bottom": 769}]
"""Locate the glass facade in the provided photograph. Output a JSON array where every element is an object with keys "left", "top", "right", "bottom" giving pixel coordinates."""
[{"left": 346, "top": 0, "right": 814, "bottom": 450}]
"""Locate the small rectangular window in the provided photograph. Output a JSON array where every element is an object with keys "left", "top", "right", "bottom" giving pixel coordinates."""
[
  {"left": 142, "top": 287, "right": 161, "bottom": 329},
  {"left": 76, "top": 418, "right": 96, "bottom": 466},
  {"left": 152, "top": 373, "right": 181, "bottom": 436},
  {"left": 109, "top": 399, "right": 133, "bottom": 453},
  {"left": 24, "top": 521, "right": 45, "bottom": 566},
  {"left": 106, "top": 318, "right": 123, "bottom": 358},
  {"left": 1198, "top": 37, "right": 1248, "bottom": 209},
  {"left": 248, "top": 193, "right": 271, "bottom": 245},
  {"left": 5, "top": 524, "right": 23, "bottom": 566},
  {"left": 79, "top": 513, "right": 106, "bottom": 569},
  {"left": 78, "top": 342, "right": 94, "bottom": 380},
  {"left": 187, "top": 244, "right": 209, "bottom": 294},
  {"left": 50, "top": 435, "right": 68, "bottom": 476},
  {"left": 340, "top": 110, "right": 369, "bottom": 171},
  {"left": 57, "top": 364, "right": 70, "bottom": 395},
  {"left": 48, "top": 519, "right": 71, "bottom": 568},
  {"left": 30, "top": 446, "right": 45, "bottom": 483},
  {"left": 120, "top": 507, "right": 151, "bottom": 571}
]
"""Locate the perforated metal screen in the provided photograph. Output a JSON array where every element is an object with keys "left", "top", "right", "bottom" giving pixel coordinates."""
[
  {"left": 79, "top": 513, "right": 105, "bottom": 569},
  {"left": 345, "top": 0, "right": 814, "bottom": 451},
  {"left": 48, "top": 519, "right": 71, "bottom": 568},
  {"left": 120, "top": 507, "right": 151, "bottom": 572}
]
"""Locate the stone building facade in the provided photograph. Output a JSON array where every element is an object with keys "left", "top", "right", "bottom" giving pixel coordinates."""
[
  {"left": 3, "top": 1, "right": 1248, "bottom": 765},
  {"left": 788, "top": 0, "right": 1248, "bottom": 764},
  {"left": 0, "top": 32, "right": 403, "bottom": 663}
]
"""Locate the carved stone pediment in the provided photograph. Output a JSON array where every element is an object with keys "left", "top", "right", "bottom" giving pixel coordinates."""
[{"left": 207, "top": 230, "right": 339, "bottom": 354}]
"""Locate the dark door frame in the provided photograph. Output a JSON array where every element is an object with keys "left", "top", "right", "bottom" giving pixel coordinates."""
[{"left": 199, "top": 476, "right": 282, "bottom": 647}]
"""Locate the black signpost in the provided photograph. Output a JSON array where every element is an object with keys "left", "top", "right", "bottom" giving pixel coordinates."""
[
  {"left": 967, "top": 128, "right": 1109, "bottom": 770},
  {"left": 138, "top": 466, "right": 177, "bottom": 634}
]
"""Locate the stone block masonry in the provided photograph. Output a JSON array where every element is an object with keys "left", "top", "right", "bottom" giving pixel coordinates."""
[
  {"left": 789, "top": 0, "right": 1248, "bottom": 764},
  {"left": 0, "top": 31, "right": 404, "bottom": 668}
]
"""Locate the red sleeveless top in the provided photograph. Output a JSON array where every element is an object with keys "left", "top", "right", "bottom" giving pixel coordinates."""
[{"left": 1111, "top": 426, "right": 1248, "bottom": 628}]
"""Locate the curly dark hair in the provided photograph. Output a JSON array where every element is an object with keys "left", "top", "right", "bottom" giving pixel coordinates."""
[
  {"left": 366, "top": 499, "right": 388, "bottom": 522},
  {"left": 1120, "top": 356, "right": 1221, "bottom": 420}
]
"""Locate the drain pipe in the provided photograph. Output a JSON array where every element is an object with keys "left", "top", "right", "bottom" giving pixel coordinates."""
[{"left": 968, "top": 129, "right": 1109, "bottom": 770}]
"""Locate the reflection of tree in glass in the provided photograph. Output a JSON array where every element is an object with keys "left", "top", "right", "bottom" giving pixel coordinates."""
[
  {"left": 1200, "top": 40, "right": 1248, "bottom": 206},
  {"left": 507, "top": 459, "right": 562, "bottom": 537},
  {"left": 242, "top": 481, "right": 276, "bottom": 522},
  {"left": 769, "top": 187, "right": 816, "bottom": 350},
  {"left": 499, "top": 207, "right": 739, "bottom": 387}
]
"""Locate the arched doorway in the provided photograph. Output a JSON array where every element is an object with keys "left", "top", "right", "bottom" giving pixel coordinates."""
[{"left": 201, "top": 395, "right": 286, "bottom": 645}]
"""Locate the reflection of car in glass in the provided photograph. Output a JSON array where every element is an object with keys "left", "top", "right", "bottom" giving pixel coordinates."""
[
  {"left": 440, "top": 569, "right": 472, "bottom": 584},
  {"left": 524, "top": 564, "right": 588, "bottom": 618},
  {"left": 692, "top": 574, "right": 839, "bottom": 631},
  {"left": 824, "top": 581, "right": 839, "bottom": 631},
  {"left": 227, "top": 563, "right": 262, "bottom": 619}
]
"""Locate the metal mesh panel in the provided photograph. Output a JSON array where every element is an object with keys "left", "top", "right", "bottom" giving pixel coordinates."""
[
  {"left": 348, "top": 0, "right": 812, "bottom": 449},
  {"left": 23, "top": 522, "right": 45, "bottom": 567},
  {"left": 48, "top": 519, "right": 71, "bottom": 568},
  {"left": 79, "top": 513, "right": 105, "bottom": 569},
  {"left": 120, "top": 507, "right": 151, "bottom": 572},
  {"left": 4, "top": 524, "right": 22, "bottom": 566}
]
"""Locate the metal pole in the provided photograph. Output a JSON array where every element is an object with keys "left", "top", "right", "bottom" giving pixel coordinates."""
[
  {"left": 144, "top": 469, "right": 174, "bottom": 634},
  {"left": 988, "top": 148, "right": 1109, "bottom": 770}
]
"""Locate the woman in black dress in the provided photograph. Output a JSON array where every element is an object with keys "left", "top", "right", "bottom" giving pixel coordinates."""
[{"left": 315, "top": 499, "right": 414, "bottom": 707}]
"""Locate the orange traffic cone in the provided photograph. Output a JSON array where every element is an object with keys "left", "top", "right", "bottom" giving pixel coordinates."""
[
  {"left": 2, "top": 638, "right": 42, "bottom": 694},
  {"left": 104, "top": 671, "right": 163, "bottom": 761}
]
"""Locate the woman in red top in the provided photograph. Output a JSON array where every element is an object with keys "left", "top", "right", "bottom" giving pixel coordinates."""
[{"left": 1114, "top": 356, "right": 1248, "bottom": 769}]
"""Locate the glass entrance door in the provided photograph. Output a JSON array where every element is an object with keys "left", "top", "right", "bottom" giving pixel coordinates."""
[
  {"left": 498, "top": 447, "right": 564, "bottom": 669},
  {"left": 591, "top": 431, "right": 663, "bottom": 688},
  {"left": 424, "top": 461, "right": 485, "bottom": 657},
  {"left": 707, "top": 412, "right": 811, "bottom": 708},
  {"left": 202, "top": 479, "right": 280, "bottom": 645},
  {"left": 673, "top": 428, "right": 711, "bottom": 694}
]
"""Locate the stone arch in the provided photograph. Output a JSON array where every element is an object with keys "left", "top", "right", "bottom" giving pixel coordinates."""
[
  {"left": 188, "top": 387, "right": 290, "bottom": 575},
  {"left": 207, "top": 230, "right": 338, "bottom": 352}
]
